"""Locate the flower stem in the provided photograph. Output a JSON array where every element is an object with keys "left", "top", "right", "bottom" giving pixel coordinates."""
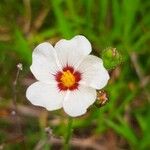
[
  {"left": 13, "top": 63, "right": 23, "bottom": 135},
  {"left": 12, "top": 63, "right": 26, "bottom": 148},
  {"left": 63, "top": 117, "right": 73, "bottom": 150}
]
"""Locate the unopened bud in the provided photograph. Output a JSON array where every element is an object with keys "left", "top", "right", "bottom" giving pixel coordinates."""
[
  {"left": 95, "top": 90, "right": 108, "bottom": 107},
  {"left": 11, "top": 110, "right": 16, "bottom": 116},
  {"left": 45, "top": 127, "right": 52, "bottom": 135},
  {"left": 101, "top": 47, "right": 123, "bottom": 70},
  {"left": 17, "top": 63, "right": 23, "bottom": 70}
]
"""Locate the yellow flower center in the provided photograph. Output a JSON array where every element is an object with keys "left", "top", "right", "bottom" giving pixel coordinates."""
[{"left": 60, "top": 70, "right": 75, "bottom": 87}]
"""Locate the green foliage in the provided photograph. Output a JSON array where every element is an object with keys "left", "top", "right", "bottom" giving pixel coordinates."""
[
  {"left": 105, "top": 118, "right": 138, "bottom": 147},
  {"left": 13, "top": 29, "right": 31, "bottom": 64}
]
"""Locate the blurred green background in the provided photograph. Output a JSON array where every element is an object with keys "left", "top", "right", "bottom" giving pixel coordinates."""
[{"left": 0, "top": 0, "right": 150, "bottom": 149}]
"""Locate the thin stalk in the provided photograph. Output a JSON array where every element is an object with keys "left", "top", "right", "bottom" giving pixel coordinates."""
[
  {"left": 63, "top": 117, "right": 73, "bottom": 150},
  {"left": 12, "top": 63, "right": 26, "bottom": 149}
]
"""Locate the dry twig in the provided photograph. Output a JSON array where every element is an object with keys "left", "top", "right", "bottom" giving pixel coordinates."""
[{"left": 130, "top": 52, "right": 150, "bottom": 102}]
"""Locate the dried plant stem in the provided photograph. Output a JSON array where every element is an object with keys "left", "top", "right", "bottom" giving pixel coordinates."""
[
  {"left": 33, "top": 7, "right": 49, "bottom": 31},
  {"left": 23, "top": 0, "right": 31, "bottom": 34},
  {"left": 130, "top": 52, "right": 150, "bottom": 102},
  {"left": 49, "top": 137, "right": 106, "bottom": 150},
  {"left": 12, "top": 64, "right": 25, "bottom": 147},
  {"left": 63, "top": 117, "right": 73, "bottom": 150}
]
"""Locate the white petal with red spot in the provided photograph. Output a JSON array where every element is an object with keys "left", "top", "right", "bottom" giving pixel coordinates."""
[
  {"left": 54, "top": 35, "right": 92, "bottom": 68},
  {"left": 78, "top": 55, "right": 110, "bottom": 89},
  {"left": 63, "top": 85, "right": 96, "bottom": 117},
  {"left": 26, "top": 82, "right": 65, "bottom": 110},
  {"left": 30, "top": 42, "right": 61, "bottom": 84}
]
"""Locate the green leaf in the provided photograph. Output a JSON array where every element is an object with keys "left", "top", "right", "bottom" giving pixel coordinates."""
[
  {"left": 13, "top": 29, "right": 31, "bottom": 64},
  {"left": 51, "top": 0, "right": 73, "bottom": 38},
  {"left": 105, "top": 118, "right": 138, "bottom": 146}
]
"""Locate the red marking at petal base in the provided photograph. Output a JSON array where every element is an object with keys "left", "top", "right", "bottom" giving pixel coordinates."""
[
  {"left": 63, "top": 66, "right": 74, "bottom": 73},
  {"left": 55, "top": 66, "right": 81, "bottom": 91},
  {"left": 55, "top": 72, "right": 63, "bottom": 82},
  {"left": 69, "top": 83, "right": 79, "bottom": 91},
  {"left": 58, "top": 83, "right": 68, "bottom": 91},
  {"left": 74, "top": 71, "right": 81, "bottom": 82}
]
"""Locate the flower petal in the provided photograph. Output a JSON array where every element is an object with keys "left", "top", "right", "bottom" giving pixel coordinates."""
[
  {"left": 78, "top": 55, "right": 110, "bottom": 89},
  {"left": 31, "top": 42, "right": 61, "bottom": 83},
  {"left": 63, "top": 85, "right": 96, "bottom": 117},
  {"left": 54, "top": 35, "right": 92, "bottom": 68},
  {"left": 26, "top": 82, "right": 66, "bottom": 110}
]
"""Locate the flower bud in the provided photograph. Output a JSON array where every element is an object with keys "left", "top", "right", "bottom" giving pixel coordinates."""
[
  {"left": 101, "top": 47, "right": 123, "bottom": 70},
  {"left": 95, "top": 90, "right": 108, "bottom": 108}
]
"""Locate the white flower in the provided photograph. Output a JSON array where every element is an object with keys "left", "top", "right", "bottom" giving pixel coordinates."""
[{"left": 26, "top": 35, "right": 109, "bottom": 117}]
